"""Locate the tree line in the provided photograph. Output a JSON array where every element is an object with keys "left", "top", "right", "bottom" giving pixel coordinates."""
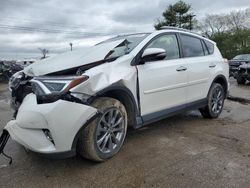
[{"left": 155, "top": 0, "right": 250, "bottom": 59}]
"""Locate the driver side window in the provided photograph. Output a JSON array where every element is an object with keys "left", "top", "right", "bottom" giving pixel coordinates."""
[{"left": 147, "top": 34, "right": 180, "bottom": 60}]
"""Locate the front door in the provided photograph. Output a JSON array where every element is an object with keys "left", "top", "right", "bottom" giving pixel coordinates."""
[{"left": 137, "top": 33, "right": 188, "bottom": 117}]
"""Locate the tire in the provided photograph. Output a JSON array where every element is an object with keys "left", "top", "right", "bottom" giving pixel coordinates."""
[
  {"left": 199, "top": 83, "right": 225, "bottom": 119},
  {"left": 236, "top": 76, "right": 246, "bottom": 85},
  {"left": 77, "top": 97, "right": 128, "bottom": 162}
]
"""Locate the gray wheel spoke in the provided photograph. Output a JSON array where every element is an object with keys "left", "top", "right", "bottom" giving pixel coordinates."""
[
  {"left": 108, "top": 110, "right": 114, "bottom": 124},
  {"left": 112, "top": 110, "right": 118, "bottom": 124},
  {"left": 97, "top": 132, "right": 108, "bottom": 146},
  {"left": 212, "top": 103, "right": 217, "bottom": 112},
  {"left": 101, "top": 118, "right": 109, "bottom": 127},
  {"left": 217, "top": 90, "right": 222, "bottom": 99},
  {"left": 97, "top": 126, "right": 106, "bottom": 132},
  {"left": 113, "top": 117, "right": 123, "bottom": 128},
  {"left": 108, "top": 135, "right": 113, "bottom": 150},
  {"left": 111, "top": 133, "right": 119, "bottom": 144},
  {"left": 101, "top": 134, "right": 110, "bottom": 150},
  {"left": 113, "top": 127, "right": 123, "bottom": 132}
]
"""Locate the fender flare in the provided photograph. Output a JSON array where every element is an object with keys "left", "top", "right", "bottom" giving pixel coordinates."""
[{"left": 208, "top": 74, "right": 228, "bottom": 97}]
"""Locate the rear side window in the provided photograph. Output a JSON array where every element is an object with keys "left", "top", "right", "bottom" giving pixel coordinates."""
[
  {"left": 201, "top": 40, "right": 209, "bottom": 55},
  {"left": 204, "top": 40, "right": 214, "bottom": 54},
  {"left": 180, "top": 34, "right": 204, "bottom": 57}
]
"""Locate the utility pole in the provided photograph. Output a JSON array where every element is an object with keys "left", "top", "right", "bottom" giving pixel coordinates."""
[{"left": 69, "top": 43, "right": 73, "bottom": 51}]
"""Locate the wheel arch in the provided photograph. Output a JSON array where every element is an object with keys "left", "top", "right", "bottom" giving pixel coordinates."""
[
  {"left": 210, "top": 75, "right": 228, "bottom": 98},
  {"left": 91, "top": 84, "right": 139, "bottom": 127}
]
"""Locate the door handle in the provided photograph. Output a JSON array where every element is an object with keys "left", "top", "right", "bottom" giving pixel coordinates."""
[
  {"left": 209, "top": 64, "right": 216, "bottom": 68},
  {"left": 176, "top": 66, "right": 187, "bottom": 72}
]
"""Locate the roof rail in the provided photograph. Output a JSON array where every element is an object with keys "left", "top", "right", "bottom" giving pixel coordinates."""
[{"left": 160, "top": 26, "right": 206, "bottom": 38}]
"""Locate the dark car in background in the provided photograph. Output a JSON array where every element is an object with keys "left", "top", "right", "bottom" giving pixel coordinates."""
[
  {"left": 0, "top": 61, "right": 24, "bottom": 82},
  {"left": 229, "top": 54, "right": 250, "bottom": 78},
  {"left": 0, "top": 62, "right": 12, "bottom": 82},
  {"left": 237, "top": 63, "right": 250, "bottom": 84},
  {"left": 10, "top": 63, "right": 23, "bottom": 73}
]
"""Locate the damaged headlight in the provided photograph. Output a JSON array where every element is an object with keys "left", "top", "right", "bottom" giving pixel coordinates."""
[
  {"left": 32, "top": 75, "right": 89, "bottom": 94},
  {"left": 31, "top": 75, "right": 90, "bottom": 104}
]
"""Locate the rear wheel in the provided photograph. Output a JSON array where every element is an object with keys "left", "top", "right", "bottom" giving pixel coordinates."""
[
  {"left": 236, "top": 76, "right": 246, "bottom": 85},
  {"left": 77, "top": 97, "right": 127, "bottom": 162},
  {"left": 200, "top": 83, "right": 225, "bottom": 119}
]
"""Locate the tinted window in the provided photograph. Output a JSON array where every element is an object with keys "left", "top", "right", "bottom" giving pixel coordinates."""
[
  {"left": 204, "top": 40, "right": 214, "bottom": 54},
  {"left": 180, "top": 34, "right": 204, "bottom": 57},
  {"left": 147, "top": 34, "right": 180, "bottom": 60},
  {"left": 201, "top": 40, "right": 209, "bottom": 55}
]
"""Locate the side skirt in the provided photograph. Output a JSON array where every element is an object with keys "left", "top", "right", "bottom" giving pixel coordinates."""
[{"left": 134, "top": 98, "right": 207, "bottom": 128}]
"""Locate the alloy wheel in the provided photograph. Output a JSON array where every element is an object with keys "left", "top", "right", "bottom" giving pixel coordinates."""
[
  {"left": 96, "top": 108, "right": 125, "bottom": 154},
  {"left": 211, "top": 87, "right": 224, "bottom": 114}
]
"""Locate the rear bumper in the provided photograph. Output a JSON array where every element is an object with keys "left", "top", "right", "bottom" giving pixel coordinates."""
[{"left": 4, "top": 93, "right": 98, "bottom": 156}]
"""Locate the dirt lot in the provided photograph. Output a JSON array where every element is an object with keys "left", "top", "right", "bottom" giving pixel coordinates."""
[{"left": 0, "top": 81, "right": 250, "bottom": 188}]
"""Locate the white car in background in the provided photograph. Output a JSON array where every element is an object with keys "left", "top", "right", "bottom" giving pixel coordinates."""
[{"left": 1, "top": 27, "right": 229, "bottom": 162}]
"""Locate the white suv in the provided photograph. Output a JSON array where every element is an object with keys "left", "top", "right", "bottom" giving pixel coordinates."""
[{"left": 1, "top": 27, "right": 229, "bottom": 161}]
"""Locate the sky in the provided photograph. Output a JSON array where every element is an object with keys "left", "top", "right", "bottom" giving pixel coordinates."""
[{"left": 0, "top": 0, "right": 249, "bottom": 60}]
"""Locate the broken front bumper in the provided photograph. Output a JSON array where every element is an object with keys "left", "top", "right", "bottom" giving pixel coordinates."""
[{"left": 3, "top": 93, "right": 97, "bottom": 157}]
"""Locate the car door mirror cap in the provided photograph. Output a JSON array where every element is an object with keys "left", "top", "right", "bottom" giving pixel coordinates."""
[{"left": 141, "top": 48, "right": 166, "bottom": 63}]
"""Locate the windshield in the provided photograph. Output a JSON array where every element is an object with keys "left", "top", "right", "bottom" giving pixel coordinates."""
[
  {"left": 98, "top": 33, "right": 150, "bottom": 59},
  {"left": 233, "top": 54, "right": 250, "bottom": 61}
]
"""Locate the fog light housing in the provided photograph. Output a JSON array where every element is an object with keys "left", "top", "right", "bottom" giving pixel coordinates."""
[{"left": 43, "top": 129, "right": 54, "bottom": 145}]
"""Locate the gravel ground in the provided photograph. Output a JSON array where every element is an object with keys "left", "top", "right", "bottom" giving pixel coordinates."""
[{"left": 0, "top": 81, "right": 249, "bottom": 188}]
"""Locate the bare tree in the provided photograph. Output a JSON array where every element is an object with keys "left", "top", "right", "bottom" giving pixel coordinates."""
[
  {"left": 227, "top": 10, "right": 247, "bottom": 30},
  {"left": 38, "top": 48, "right": 49, "bottom": 59},
  {"left": 199, "top": 8, "right": 250, "bottom": 36},
  {"left": 198, "top": 14, "right": 228, "bottom": 37}
]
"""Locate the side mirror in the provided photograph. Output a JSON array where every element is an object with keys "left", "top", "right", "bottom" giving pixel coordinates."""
[{"left": 141, "top": 48, "right": 166, "bottom": 63}]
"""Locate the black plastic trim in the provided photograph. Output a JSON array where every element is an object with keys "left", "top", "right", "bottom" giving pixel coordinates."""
[
  {"left": 137, "top": 98, "right": 208, "bottom": 127},
  {"left": 35, "top": 150, "right": 76, "bottom": 159}
]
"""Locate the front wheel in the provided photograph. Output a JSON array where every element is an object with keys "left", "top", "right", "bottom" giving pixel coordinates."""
[
  {"left": 77, "top": 97, "right": 127, "bottom": 162},
  {"left": 200, "top": 83, "right": 225, "bottom": 119}
]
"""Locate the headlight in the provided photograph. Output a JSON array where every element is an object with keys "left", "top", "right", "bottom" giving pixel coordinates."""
[{"left": 31, "top": 75, "right": 89, "bottom": 94}]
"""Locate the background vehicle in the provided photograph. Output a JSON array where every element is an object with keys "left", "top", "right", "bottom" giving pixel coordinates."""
[
  {"left": 229, "top": 54, "right": 250, "bottom": 78},
  {"left": 0, "top": 62, "right": 12, "bottom": 82},
  {"left": 1, "top": 28, "right": 229, "bottom": 162},
  {"left": 237, "top": 63, "right": 250, "bottom": 84}
]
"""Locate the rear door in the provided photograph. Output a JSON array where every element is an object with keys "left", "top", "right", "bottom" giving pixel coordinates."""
[
  {"left": 137, "top": 33, "right": 188, "bottom": 117},
  {"left": 179, "top": 34, "right": 211, "bottom": 103}
]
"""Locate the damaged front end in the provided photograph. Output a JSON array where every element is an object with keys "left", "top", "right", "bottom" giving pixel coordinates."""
[
  {"left": 1, "top": 73, "right": 98, "bottom": 158},
  {"left": 0, "top": 35, "right": 141, "bottom": 160}
]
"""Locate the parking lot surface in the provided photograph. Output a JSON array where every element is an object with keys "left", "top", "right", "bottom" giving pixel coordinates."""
[{"left": 0, "top": 82, "right": 249, "bottom": 188}]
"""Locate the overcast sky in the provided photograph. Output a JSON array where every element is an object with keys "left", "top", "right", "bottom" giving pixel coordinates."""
[{"left": 0, "top": 0, "right": 249, "bottom": 60}]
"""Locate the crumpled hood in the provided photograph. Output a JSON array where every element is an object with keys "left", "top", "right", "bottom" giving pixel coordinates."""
[{"left": 24, "top": 39, "right": 125, "bottom": 76}]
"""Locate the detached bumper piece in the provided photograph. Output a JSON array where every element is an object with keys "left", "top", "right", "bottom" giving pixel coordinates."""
[{"left": 0, "top": 130, "right": 12, "bottom": 164}]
